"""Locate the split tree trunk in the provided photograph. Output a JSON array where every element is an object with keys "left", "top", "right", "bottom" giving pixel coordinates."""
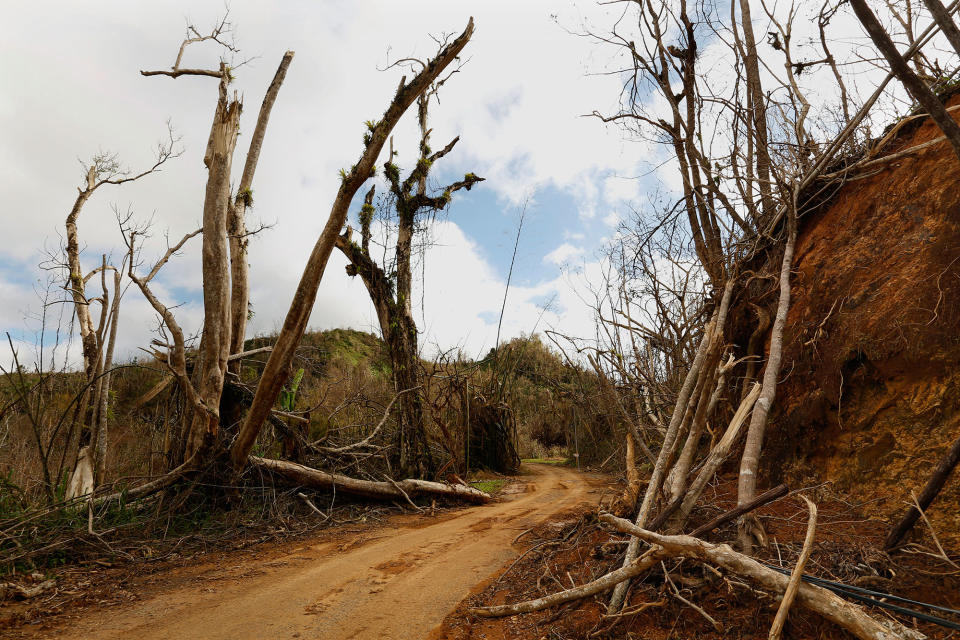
[
  {"left": 184, "top": 68, "right": 242, "bottom": 457},
  {"left": 611, "top": 432, "right": 642, "bottom": 517}
]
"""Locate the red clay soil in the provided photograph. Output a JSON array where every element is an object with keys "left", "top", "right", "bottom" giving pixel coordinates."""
[
  {"left": 734, "top": 93, "right": 960, "bottom": 550},
  {"left": 437, "top": 477, "right": 960, "bottom": 640}
]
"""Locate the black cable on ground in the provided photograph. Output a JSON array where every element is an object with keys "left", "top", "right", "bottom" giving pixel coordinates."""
[{"left": 760, "top": 562, "right": 960, "bottom": 631}]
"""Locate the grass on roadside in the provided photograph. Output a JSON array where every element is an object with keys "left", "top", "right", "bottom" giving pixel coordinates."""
[
  {"left": 470, "top": 479, "right": 508, "bottom": 495},
  {"left": 521, "top": 458, "right": 573, "bottom": 466}
]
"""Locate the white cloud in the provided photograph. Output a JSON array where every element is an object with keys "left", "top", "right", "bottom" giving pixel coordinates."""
[
  {"left": 543, "top": 243, "right": 585, "bottom": 266},
  {"left": 0, "top": 0, "right": 645, "bottom": 365},
  {"left": 0, "top": 0, "right": 936, "bottom": 369}
]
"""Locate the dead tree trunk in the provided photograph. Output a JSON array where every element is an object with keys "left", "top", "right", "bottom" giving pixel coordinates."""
[
  {"left": 736, "top": 0, "right": 775, "bottom": 223},
  {"left": 737, "top": 209, "right": 797, "bottom": 551},
  {"left": 221, "top": 52, "right": 295, "bottom": 431},
  {"left": 227, "top": 51, "right": 295, "bottom": 376},
  {"left": 249, "top": 455, "right": 490, "bottom": 503},
  {"left": 334, "top": 79, "right": 483, "bottom": 478},
  {"left": 611, "top": 432, "right": 642, "bottom": 517},
  {"left": 184, "top": 66, "right": 242, "bottom": 457},
  {"left": 230, "top": 18, "right": 476, "bottom": 473},
  {"left": 62, "top": 145, "right": 173, "bottom": 497},
  {"left": 92, "top": 260, "right": 122, "bottom": 484},
  {"left": 600, "top": 516, "right": 927, "bottom": 640},
  {"left": 921, "top": 0, "right": 960, "bottom": 58}
]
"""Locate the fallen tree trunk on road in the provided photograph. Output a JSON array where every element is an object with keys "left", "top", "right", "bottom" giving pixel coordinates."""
[{"left": 249, "top": 456, "right": 491, "bottom": 504}]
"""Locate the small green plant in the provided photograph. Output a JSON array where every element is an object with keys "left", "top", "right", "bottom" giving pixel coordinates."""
[
  {"left": 238, "top": 188, "right": 254, "bottom": 207},
  {"left": 279, "top": 368, "right": 305, "bottom": 411}
]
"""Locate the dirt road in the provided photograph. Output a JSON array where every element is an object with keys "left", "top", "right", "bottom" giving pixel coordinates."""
[{"left": 48, "top": 463, "right": 594, "bottom": 640}]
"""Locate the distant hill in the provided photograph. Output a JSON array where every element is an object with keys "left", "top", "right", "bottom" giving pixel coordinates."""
[{"left": 244, "top": 328, "right": 390, "bottom": 378}]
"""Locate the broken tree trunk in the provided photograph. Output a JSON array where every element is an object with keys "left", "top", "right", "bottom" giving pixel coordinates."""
[
  {"left": 611, "top": 432, "right": 642, "bottom": 517},
  {"left": 230, "top": 18, "right": 475, "bottom": 473},
  {"left": 184, "top": 66, "right": 242, "bottom": 457},
  {"left": 249, "top": 456, "right": 491, "bottom": 504},
  {"left": 668, "top": 382, "right": 761, "bottom": 532},
  {"left": 601, "top": 515, "right": 927, "bottom": 640},
  {"left": 884, "top": 430, "right": 960, "bottom": 550}
]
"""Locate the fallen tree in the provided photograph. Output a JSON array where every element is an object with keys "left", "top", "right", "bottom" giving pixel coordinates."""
[
  {"left": 601, "top": 515, "right": 926, "bottom": 640},
  {"left": 472, "top": 512, "right": 927, "bottom": 640},
  {"left": 249, "top": 456, "right": 491, "bottom": 504}
]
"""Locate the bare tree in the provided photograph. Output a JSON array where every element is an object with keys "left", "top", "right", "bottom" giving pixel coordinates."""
[
  {"left": 335, "top": 67, "right": 483, "bottom": 477},
  {"left": 123, "top": 16, "right": 295, "bottom": 468},
  {"left": 229, "top": 18, "right": 476, "bottom": 472},
  {"left": 58, "top": 142, "right": 177, "bottom": 496}
]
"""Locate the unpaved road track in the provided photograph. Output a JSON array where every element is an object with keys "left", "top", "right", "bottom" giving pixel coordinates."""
[{"left": 48, "top": 463, "right": 593, "bottom": 640}]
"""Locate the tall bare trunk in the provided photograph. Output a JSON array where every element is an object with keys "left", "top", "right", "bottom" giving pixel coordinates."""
[
  {"left": 230, "top": 19, "right": 475, "bottom": 472},
  {"left": 737, "top": 210, "right": 797, "bottom": 550},
  {"left": 93, "top": 264, "right": 122, "bottom": 484},
  {"left": 921, "top": 0, "right": 960, "bottom": 57},
  {"left": 185, "top": 69, "right": 242, "bottom": 456},
  {"left": 63, "top": 172, "right": 102, "bottom": 499},
  {"left": 228, "top": 51, "right": 295, "bottom": 375},
  {"left": 737, "top": 0, "right": 775, "bottom": 220}
]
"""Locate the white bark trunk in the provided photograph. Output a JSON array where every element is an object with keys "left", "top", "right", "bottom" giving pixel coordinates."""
[{"left": 737, "top": 212, "right": 797, "bottom": 524}]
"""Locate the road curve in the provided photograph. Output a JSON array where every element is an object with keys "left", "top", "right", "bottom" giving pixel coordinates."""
[{"left": 50, "top": 463, "right": 593, "bottom": 640}]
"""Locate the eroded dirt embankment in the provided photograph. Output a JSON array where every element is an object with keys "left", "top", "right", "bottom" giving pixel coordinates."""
[
  {"left": 750, "top": 95, "right": 960, "bottom": 547},
  {"left": 30, "top": 463, "right": 599, "bottom": 640}
]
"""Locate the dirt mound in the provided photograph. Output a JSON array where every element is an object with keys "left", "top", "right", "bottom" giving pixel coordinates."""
[{"left": 756, "top": 95, "right": 960, "bottom": 548}]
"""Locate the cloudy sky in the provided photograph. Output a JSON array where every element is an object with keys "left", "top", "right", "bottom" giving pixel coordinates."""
[
  {"left": 0, "top": 1, "right": 940, "bottom": 368},
  {"left": 0, "top": 1, "right": 650, "bottom": 367}
]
